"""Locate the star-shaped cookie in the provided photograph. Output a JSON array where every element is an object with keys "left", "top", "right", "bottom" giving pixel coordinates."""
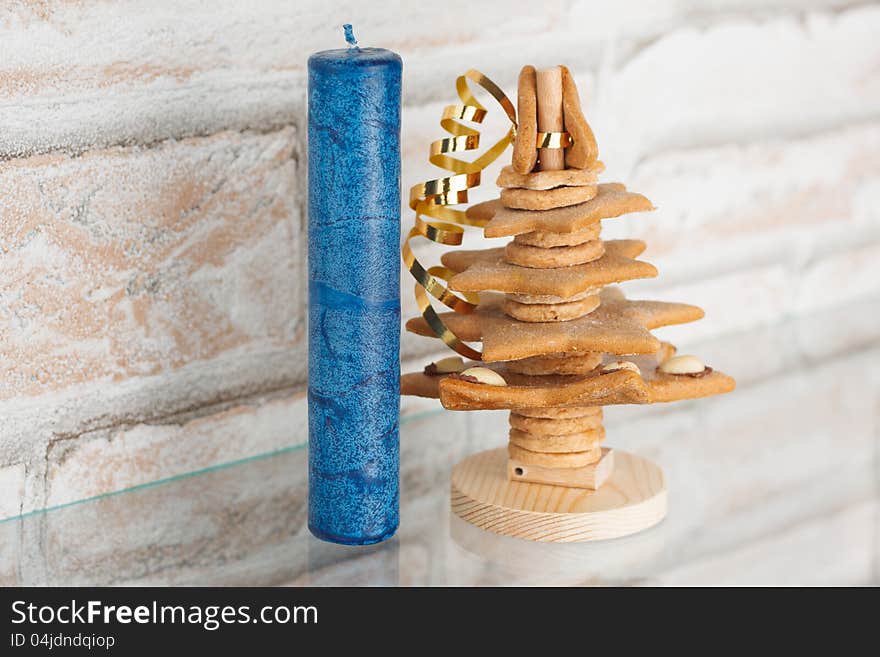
[
  {"left": 405, "top": 289, "right": 703, "bottom": 362},
  {"left": 443, "top": 239, "right": 656, "bottom": 298},
  {"left": 466, "top": 183, "right": 654, "bottom": 238},
  {"left": 400, "top": 341, "right": 735, "bottom": 411}
]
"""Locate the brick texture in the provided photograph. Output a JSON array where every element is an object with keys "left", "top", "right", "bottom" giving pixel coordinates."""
[
  {"left": 0, "top": 128, "right": 303, "bottom": 401},
  {"left": 1, "top": 1, "right": 879, "bottom": 546}
]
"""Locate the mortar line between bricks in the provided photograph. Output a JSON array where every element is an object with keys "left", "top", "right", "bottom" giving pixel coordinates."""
[
  {"left": 46, "top": 379, "right": 312, "bottom": 445},
  {"left": 0, "top": 120, "right": 304, "bottom": 163},
  {"left": 0, "top": 406, "right": 446, "bottom": 524}
]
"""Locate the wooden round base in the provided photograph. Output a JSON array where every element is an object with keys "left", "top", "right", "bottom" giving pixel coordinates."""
[{"left": 451, "top": 448, "right": 667, "bottom": 543}]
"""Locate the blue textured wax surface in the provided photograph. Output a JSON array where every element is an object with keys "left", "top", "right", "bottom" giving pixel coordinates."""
[{"left": 307, "top": 46, "right": 402, "bottom": 545}]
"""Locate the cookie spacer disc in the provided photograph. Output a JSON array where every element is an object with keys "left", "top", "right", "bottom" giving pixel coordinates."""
[{"left": 450, "top": 448, "right": 667, "bottom": 543}]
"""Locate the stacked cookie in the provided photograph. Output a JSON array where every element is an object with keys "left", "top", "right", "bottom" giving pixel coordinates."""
[
  {"left": 401, "top": 64, "right": 735, "bottom": 491},
  {"left": 500, "top": 166, "right": 606, "bottom": 323},
  {"left": 508, "top": 405, "right": 604, "bottom": 466},
  {"left": 502, "top": 64, "right": 605, "bottom": 331},
  {"left": 490, "top": 65, "right": 616, "bottom": 480}
]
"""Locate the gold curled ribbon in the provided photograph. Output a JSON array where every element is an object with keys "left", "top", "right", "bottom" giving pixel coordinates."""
[{"left": 402, "top": 69, "right": 571, "bottom": 360}]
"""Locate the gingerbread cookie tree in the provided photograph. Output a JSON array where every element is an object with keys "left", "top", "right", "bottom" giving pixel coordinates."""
[{"left": 402, "top": 66, "right": 735, "bottom": 542}]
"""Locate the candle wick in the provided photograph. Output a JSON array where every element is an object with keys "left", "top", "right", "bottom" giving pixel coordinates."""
[{"left": 343, "top": 23, "right": 358, "bottom": 48}]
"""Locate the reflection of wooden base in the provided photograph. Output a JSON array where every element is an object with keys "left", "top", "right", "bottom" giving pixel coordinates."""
[
  {"left": 508, "top": 447, "right": 614, "bottom": 490},
  {"left": 451, "top": 448, "right": 667, "bottom": 543}
]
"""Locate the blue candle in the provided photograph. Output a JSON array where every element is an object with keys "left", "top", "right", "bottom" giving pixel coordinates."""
[{"left": 307, "top": 26, "right": 402, "bottom": 545}]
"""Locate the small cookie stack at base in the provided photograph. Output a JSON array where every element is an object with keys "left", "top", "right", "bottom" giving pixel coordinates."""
[{"left": 506, "top": 406, "right": 614, "bottom": 489}]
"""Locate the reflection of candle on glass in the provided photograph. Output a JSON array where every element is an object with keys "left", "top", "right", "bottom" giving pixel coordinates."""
[{"left": 307, "top": 25, "right": 402, "bottom": 545}]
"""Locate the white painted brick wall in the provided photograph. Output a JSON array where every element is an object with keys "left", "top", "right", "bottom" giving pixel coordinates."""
[{"left": 1, "top": 1, "right": 878, "bottom": 540}]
